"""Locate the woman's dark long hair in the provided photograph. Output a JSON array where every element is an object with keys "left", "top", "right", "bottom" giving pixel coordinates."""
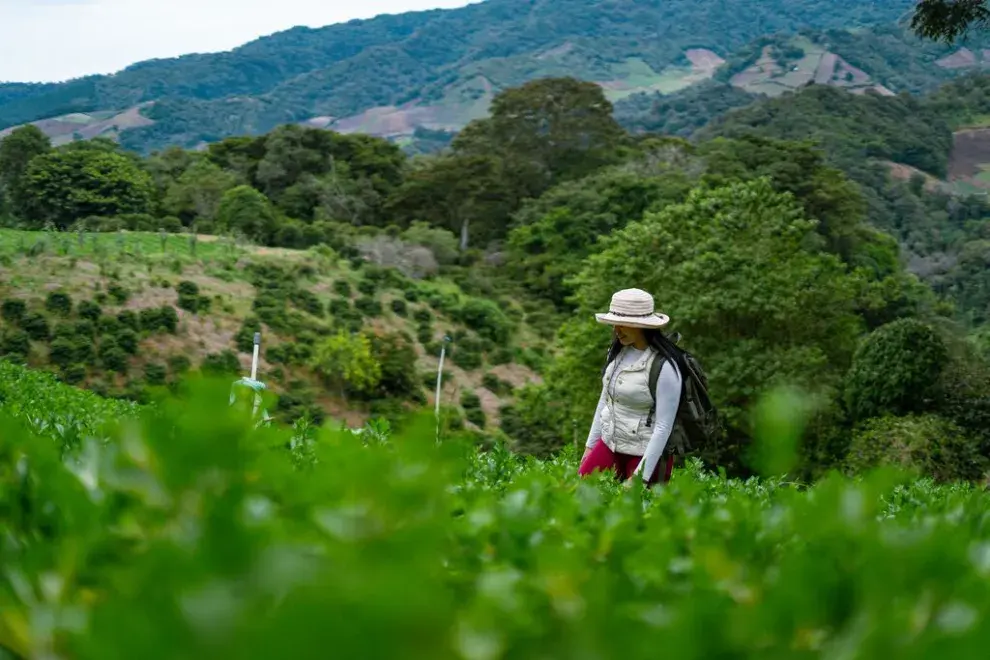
[{"left": 600, "top": 328, "right": 690, "bottom": 383}]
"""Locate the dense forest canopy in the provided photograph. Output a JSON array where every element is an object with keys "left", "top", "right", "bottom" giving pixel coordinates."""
[{"left": 0, "top": 0, "right": 974, "bottom": 154}]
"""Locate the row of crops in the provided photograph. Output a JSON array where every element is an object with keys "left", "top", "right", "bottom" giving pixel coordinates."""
[{"left": 1, "top": 359, "right": 990, "bottom": 658}]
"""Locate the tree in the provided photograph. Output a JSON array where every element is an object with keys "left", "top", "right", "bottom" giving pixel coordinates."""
[
  {"left": 215, "top": 185, "right": 279, "bottom": 244},
  {"left": 386, "top": 153, "right": 516, "bottom": 249},
  {"left": 11, "top": 148, "right": 154, "bottom": 228},
  {"left": 454, "top": 77, "right": 627, "bottom": 199},
  {"left": 163, "top": 158, "right": 239, "bottom": 226},
  {"left": 311, "top": 331, "right": 381, "bottom": 399},
  {"left": 506, "top": 166, "right": 694, "bottom": 308},
  {"left": 0, "top": 125, "right": 51, "bottom": 217},
  {"left": 911, "top": 0, "right": 990, "bottom": 42},
  {"left": 542, "top": 178, "right": 866, "bottom": 474}
]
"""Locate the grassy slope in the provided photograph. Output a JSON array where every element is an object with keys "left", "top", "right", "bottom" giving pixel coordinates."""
[{"left": 0, "top": 230, "right": 543, "bottom": 430}]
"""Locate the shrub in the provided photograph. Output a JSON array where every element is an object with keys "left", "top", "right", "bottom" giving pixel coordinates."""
[
  {"left": 177, "top": 281, "right": 200, "bottom": 297},
  {"left": 49, "top": 337, "right": 76, "bottom": 369},
  {"left": 178, "top": 294, "right": 211, "bottom": 314},
  {"left": 108, "top": 284, "right": 130, "bottom": 305},
  {"left": 117, "top": 310, "right": 139, "bottom": 331},
  {"left": 417, "top": 325, "right": 434, "bottom": 346},
  {"left": 99, "top": 341, "right": 129, "bottom": 374},
  {"left": 1, "top": 329, "right": 31, "bottom": 357},
  {"left": 201, "top": 350, "right": 241, "bottom": 376},
  {"left": 482, "top": 372, "right": 514, "bottom": 396},
  {"left": 404, "top": 288, "right": 420, "bottom": 303},
  {"left": 21, "top": 312, "right": 50, "bottom": 341},
  {"left": 332, "top": 280, "right": 352, "bottom": 297},
  {"left": 451, "top": 336, "right": 484, "bottom": 371},
  {"left": 45, "top": 291, "right": 73, "bottom": 316},
  {"left": 490, "top": 347, "right": 514, "bottom": 366},
  {"left": 355, "top": 297, "right": 383, "bottom": 318},
  {"left": 452, "top": 298, "right": 513, "bottom": 344},
  {"left": 291, "top": 289, "right": 324, "bottom": 317},
  {"left": 844, "top": 319, "right": 948, "bottom": 422},
  {"left": 98, "top": 316, "right": 122, "bottom": 335},
  {"left": 115, "top": 328, "right": 139, "bottom": 355},
  {"left": 234, "top": 316, "right": 263, "bottom": 353},
  {"left": 412, "top": 307, "right": 433, "bottom": 325},
  {"left": 62, "top": 363, "right": 86, "bottom": 384},
  {"left": 461, "top": 390, "right": 486, "bottom": 428},
  {"left": 845, "top": 414, "right": 988, "bottom": 483},
  {"left": 368, "top": 332, "right": 422, "bottom": 402},
  {"left": 168, "top": 355, "right": 192, "bottom": 374},
  {"left": 390, "top": 299, "right": 408, "bottom": 317},
  {"left": 144, "top": 363, "right": 167, "bottom": 386},
  {"left": 357, "top": 278, "right": 378, "bottom": 296},
  {"left": 1, "top": 299, "right": 26, "bottom": 323},
  {"left": 78, "top": 300, "right": 102, "bottom": 322}
]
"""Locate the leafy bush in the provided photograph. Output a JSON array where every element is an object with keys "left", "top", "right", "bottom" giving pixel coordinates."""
[
  {"left": 114, "top": 328, "right": 139, "bottom": 355},
  {"left": 332, "top": 280, "right": 352, "bottom": 297},
  {"left": 1, "top": 329, "right": 31, "bottom": 357},
  {"left": 460, "top": 390, "right": 486, "bottom": 428},
  {"left": 49, "top": 337, "right": 76, "bottom": 369},
  {"left": 108, "top": 283, "right": 130, "bottom": 305},
  {"left": 391, "top": 299, "right": 408, "bottom": 317},
  {"left": 845, "top": 414, "right": 988, "bottom": 483},
  {"left": 355, "top": 296, "right": 383, "bottom": 318},
  {"left": 844, "top": 319, "right": 948, "bottom": 422},
  {"left": 450, "top": 335, "right": 484, "bottom": 370},
  {"left": 139, "top": 306, "right": 179, "bottom": 334},
  {"left": 168, "top": 355, "right": 191, "bottom": 375},
  {"left": 144, "top": 363, "right": 167, "bottom": 386},
  {"left": 1, "top": 298, "right": 26, "bottom": 323},
  {"left": 98, "top": 341, "right": 129, "bottom": 374},
  {"left": 21, "top": 312, "right": 50, "bottom": 341},
  {"left": 357, "top": 277, "right": 377, "bottom": 297},
  {"left": 201, "top": 350, "right": 241, "bottom": 376},
  {"left": 45, "top": 291, "right": 73, "bottom": 316},
  {"left": 368, "top": 332, "right": 422, "bottom": 402},
  {"left": 77, "top": 300, "right": 102, "bottom": 322},
  {"left": 291, "top": 289, "right": 324, "bottom": 317},
  {"left": 62, "top": 363, "right": 86, "bottom": 384}
]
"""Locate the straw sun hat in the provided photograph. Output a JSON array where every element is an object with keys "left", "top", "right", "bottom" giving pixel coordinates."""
[{"left": 595, "top": 288, "right": 670, "bottom": 330}]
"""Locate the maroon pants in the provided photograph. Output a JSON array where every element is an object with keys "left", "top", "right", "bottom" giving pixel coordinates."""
[{"left": 579, "top": 438, "right": 674, "bottom": 486}]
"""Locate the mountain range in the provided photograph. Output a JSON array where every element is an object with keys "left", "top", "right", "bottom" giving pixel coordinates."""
[{"left": 2, "top": 0, "right": 990, "bottom": 153}]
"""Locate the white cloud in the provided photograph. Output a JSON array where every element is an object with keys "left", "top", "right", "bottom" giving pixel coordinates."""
[{"left": 0, "top": 0, "right": 477, "bottom": 83}]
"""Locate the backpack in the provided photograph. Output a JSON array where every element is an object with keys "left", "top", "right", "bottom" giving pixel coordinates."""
[{"left": 644, "top": 333, "right": 721, "bottom": 457}]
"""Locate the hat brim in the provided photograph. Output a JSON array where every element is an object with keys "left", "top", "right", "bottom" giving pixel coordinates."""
[{"left": 595, "top": 312, "right": 670, "bottom": 329}]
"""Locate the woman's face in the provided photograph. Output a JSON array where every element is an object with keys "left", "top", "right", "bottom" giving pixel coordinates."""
[{"left": 614, "top": 325, "right": 645, "bottom": 347}]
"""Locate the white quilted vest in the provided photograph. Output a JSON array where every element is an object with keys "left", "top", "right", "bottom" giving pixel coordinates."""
[{"left": 600, "top": 346, "right": 660, "bottom": 456}]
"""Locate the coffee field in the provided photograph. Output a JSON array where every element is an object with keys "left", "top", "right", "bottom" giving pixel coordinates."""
[{"left": 1, "top": 361, "right": 989, "bottom": 659}]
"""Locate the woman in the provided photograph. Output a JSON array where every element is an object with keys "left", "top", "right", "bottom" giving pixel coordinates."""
[{"left": 578, "top": 288, "right": 686, "bottom": 487}]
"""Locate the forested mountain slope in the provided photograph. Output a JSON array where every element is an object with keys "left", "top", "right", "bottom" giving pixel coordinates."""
[{"left": 2, "top": 0, "right": 979, "bottom": 153}]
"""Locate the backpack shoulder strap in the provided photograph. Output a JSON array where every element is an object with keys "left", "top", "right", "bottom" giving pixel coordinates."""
[{"left": 648, "top": 349, "right": 664, "bottom": 404}]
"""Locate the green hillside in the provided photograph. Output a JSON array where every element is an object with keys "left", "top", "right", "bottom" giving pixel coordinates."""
[{"left": 1, "top": 0, "right": 979, "bottom": 153}]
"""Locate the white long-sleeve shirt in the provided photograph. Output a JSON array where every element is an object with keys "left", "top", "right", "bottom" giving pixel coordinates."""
[{"left": 586, "top": 347, "right": 682, "bottom": 483}]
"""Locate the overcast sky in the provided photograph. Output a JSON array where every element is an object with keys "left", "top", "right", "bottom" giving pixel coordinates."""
[{"left": 0, "top": 0, "right": 477, "bottom": 83}]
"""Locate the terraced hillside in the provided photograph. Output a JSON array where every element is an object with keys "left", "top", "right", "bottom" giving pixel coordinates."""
[{"left": 0, "top": 229, "right": 545, "bottom": 433}]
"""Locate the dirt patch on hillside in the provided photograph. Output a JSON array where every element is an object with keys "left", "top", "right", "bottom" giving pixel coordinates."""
[
  {"left": 537, "top": 42, "right": 575, "bottom": 60},
  {"left": 937, "top": 48, "right": 978, "bottom": 69},
  {"left": 885, "top": 161, "right": 947, "bottom": 193},
  {"left": 0, "top": 104, "right": 155, "bottom": 145},
  {"left": 949, "top": 128, "right": 990, "bottom": 180},
  {"left": 684, "top": 48, "right": 725, "bottom": 73},
  {"left": 814, "top": 52, "right": 838, "bottom": 84}
]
